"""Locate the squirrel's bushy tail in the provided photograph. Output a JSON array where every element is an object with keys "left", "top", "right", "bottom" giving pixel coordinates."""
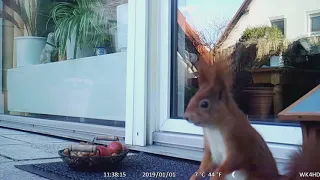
[{"left": 284, "top": 138, "right": 320, "bottom": 180}]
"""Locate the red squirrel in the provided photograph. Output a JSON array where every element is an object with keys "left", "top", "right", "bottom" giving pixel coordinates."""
[
  {"left": 284, "top": 137, "right": 320, "bottom": 180},
  {"left": 184, "top": 52, "right": 320, "bottom": 179},
  {"left": 184, "top": 53, "right": 280, "bottom": 180}
]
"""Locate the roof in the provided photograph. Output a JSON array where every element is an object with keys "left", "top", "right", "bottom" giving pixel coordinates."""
[{"left": 216, "top": 0, "right": 252, "bottom": 47}]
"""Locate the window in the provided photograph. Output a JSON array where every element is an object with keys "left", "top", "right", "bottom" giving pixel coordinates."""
[
  {"left": 311, "top": 14, "right": 320, "bottom": 34},
  {"left": 1, "top": 0, "right": 128, "bottom": 126},
  {"left": 171, "top": 0, "right": 320, "bottom": 125},
  {"left": 271, "top": 19, "right": 285, "bottom": 36}
]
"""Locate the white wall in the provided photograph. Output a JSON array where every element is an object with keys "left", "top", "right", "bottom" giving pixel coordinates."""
[
  {"left": 222, "top": 0, "right": 320, "bottom": 48},
  {"left": 7, "top": 52, "right": 127, "bottom": 121}
]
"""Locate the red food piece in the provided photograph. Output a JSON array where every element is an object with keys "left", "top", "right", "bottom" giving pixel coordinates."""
[
  {"left": 106, "top": 141, "right": 123, "bottom": 154},
  {"left": 96, "top": 145, "right": 111, "bottom": 156}
]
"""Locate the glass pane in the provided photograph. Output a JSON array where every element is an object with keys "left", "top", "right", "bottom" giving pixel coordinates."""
[
  {"left": 1, "top": 0, "right": 128, "bottom": 127},
  {"left": 311, "top": 16, "right": 320, "bottom": 32},
  {"left": 271, "top": 20, "right": 285, "bottom": 35},
  {"left": 171, "top": 0, "right": 320, "bottom": 124}
]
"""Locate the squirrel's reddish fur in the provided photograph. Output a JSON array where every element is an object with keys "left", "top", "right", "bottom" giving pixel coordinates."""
[
  {"left": 184, "top": 52, "right": 319, "bottom": 180},
  {"left": 285, "top": 137, "right": 320, "bottom": 180}
]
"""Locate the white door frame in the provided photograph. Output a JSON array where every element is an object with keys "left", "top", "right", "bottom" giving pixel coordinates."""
[
  {"left": 125, "top": 0, "right": 149, "bottom": 146},
  {"left": 157, "top": 0, "right": 302, "bottom": 146},
  {"left": 158, "top": 0, "right": 173, "bottom": 133},
  {"left": 0, "top": 1, "right": 4, "bottom": 113}
]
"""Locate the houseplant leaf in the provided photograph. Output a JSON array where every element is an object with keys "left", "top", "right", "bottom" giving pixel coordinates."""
[
  {"left": 50, "top": 0, "right": 110, "bottom": 58},
  {"left": 0, "top": 10, "right": 23, "bottom": 31},
  {"left": 2, "top": 0, "right": 21, "bottom": 14}
]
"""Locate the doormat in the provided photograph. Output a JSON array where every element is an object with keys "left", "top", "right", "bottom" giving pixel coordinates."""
[{"left": 15, "top": 152, "right": 205, "bottom": 180}]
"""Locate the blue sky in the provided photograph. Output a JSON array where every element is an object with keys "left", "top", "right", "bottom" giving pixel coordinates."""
[{"left": 178, "top": 0, "right": 244, "bottom": 30}]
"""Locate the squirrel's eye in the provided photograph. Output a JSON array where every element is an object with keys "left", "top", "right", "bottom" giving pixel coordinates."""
[{"left": 199, "top": 99, "right": 210, "bottom": 109}]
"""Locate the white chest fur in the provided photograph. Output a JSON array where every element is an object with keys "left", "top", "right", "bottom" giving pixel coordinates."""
[
  {"left": 203, "top": 126, "right": 227, "bottom": 165},
  {"left": 203, "top": 127, "right": 246, "bottom": 180}
]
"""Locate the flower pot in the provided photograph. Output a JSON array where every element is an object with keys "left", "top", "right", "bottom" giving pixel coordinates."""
[
  {"left": 270, "top": 55, "right": 284, "bottom": 67},
  {"left": 95, "top": 47, "right": 107, "bottom": 56},
  {"left": 15, "top": 36, "right": 47, "bottom": 67},
  {"left": 244, "top": 87, "right": 274, "bottom": 119},
  {"left": 66, "top": 28, "right": 95, "bottom": 60}
]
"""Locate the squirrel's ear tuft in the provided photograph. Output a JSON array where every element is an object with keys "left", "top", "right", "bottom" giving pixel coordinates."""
[
  {"left": 195, "top": 52, "right": 216, "bottom": 86},
  {"left": 195, "top": 52, "right": 234, "bottom": 89},
  {"left": 195, "top": 59, "right": 210, "bottom": 86},
  {"left": 214, "top": 54, "right": 234, "bottom": 90}
]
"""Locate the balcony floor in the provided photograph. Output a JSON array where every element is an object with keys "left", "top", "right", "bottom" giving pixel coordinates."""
[{"left": 0, "top": 127, "right": 288, "bottom": 180}]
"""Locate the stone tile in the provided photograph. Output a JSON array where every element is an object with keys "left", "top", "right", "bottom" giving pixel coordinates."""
[
  {"left": 0, "top": 128, "right": 29, "bottom": 135},
  {"left": 0, "top": 156, "right": 12, "bottom": 163},
  {"left": 1, "top": 134, "right": 68, "bottom": 144},
  {"left": 0, "top": 166, "right": 48, "bottom": 180},
  {"left": 0, "top": 144, "right": 58, "bottom": 160},
  {"left": 0, "top": 136, "right": 28, "bottom": 146},
  {"left": 30, "top": 142, "right": 71, "bottom": 154}
]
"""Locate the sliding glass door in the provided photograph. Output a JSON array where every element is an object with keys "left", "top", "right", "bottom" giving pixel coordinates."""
[{"left": 159, "top": 0, "right": 320, "bottom": 145}]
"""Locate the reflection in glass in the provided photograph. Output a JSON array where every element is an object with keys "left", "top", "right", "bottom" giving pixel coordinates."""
[
  {"left": 271, "top": 19, "right": 285, "bottom": 36},
  {"left": 172, "top": 0, "right": 320, "bottom": 124},
  {"left": 311, "top": 15, "right": 320, "bottom": 33}
]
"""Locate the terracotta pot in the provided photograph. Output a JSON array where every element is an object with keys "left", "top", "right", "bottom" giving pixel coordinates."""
[{"left": 244, "top": 87, "right": 274, "bottom": 119}]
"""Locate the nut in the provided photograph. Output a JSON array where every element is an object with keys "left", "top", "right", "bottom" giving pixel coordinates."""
[{"left": 89, "top": 152, "right": 96, "bottom": 156}]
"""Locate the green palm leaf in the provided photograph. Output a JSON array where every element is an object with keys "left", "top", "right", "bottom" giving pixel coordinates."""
[
  {"left": 50, "top": 0, "right": 110, "bottom": 58},
  {"left": 0, "top": 10, "right": 23, "bottom": 31}
]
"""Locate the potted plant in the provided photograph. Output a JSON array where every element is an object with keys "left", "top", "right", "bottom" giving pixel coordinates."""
[
  {"left": 94, "top": 34, "right": 114, "bottom": 55},
  {"left": 0, "top": 0, "right": 55, "bottom": 67},
  {"left": 256, "top": 38, "right": 289, "bottom": 67},
  {"left": 239, "top": 26, "right": 290, "bottom": 119},
  {"left": 241, "top": 26, "right": 290, "bottom": 68},
  {"left": 94, "top": 21, "right": 117, "bottom": 55},
  {"left": 50, "top": 0, "right": 111, "bottom": 60}
]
